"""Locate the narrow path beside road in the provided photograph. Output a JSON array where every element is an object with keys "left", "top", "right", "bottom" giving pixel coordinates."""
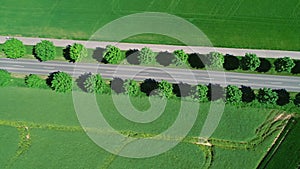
[{"left": 1, "top": 36, "right": 300, "bottom": 59}]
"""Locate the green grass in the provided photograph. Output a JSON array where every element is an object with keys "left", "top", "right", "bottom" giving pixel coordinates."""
[
  {"left": 108, "top": 143, "right": 204, "bottom": 169},
  {"left": 9, "top": 129, "right": 110, "bottom": 169},
  {"left": 0, "top": 87, "right": 272, "bottom": 141},
  {"left": 0, "top": 126, "right": 19, "bottom": 165},
  {"left": 260, "top": 118, "right": 300, "bottom": 169},
  {"left": 0, "top": 0, "right": 300, "bottom": 50},
  {"left": 0, "top": 86, "right": 298, "bottom": 168},
  {"left": 211, "top": 133, "right": 277, "bottom": 169}
]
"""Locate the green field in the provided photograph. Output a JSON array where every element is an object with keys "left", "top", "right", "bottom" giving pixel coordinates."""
[
  {"left": 0, "top": 86, "right": 298, "bottom": 168},
  {"left": 0, "top": 0, "right": 300, "bottom": 50}
]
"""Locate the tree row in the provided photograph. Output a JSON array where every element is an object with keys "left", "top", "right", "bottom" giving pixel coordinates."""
[
  {"left": 0, "top": 69, "right": 299, "bottom": 107},
  {"left": 2, "top": 38, "right": 300, "bottom": 74}
]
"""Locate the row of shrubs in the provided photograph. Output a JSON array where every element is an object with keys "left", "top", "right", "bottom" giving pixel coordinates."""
[
  {"left": 2, "top": 38, "right": 300, "bottom": 74},
  {"left": 1, "top": 69, "right": 299, "bottom": 107}
]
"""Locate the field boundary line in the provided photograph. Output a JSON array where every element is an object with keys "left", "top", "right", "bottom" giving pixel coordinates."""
[
  {"left": 98, "top": 140, "right": 132, "bottom": 169},
  {"left": 5, "top": 124, "right": 31, "bottom": 169}
]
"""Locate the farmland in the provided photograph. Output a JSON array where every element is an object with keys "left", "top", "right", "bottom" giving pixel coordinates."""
[
  {"left": 0, "top": 0, "right": 300, "bottom": 50},
  {"left": 0, "top": 86, "right": 298, "bottom": 168}
]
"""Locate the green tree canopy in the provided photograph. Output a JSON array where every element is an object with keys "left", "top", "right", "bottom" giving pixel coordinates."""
[
  {"left": 196, "top": 84, "right": 208, "bottom": 102},
  {"left": 69, "top": 43, "right": 87, "bottom": 62},
  {"left": 0, "top": 69, "right": 11, "bottom": 87},
  {"left": 138, "top": 47, "right": 156, "bottom": 64},
  {"left": 241, "top": 53, "right": 261, "bottom": 71},
  {"left": 173, "top": 49, "right": 189, "bottom": 66},
  {"left": 123, "top": 79, "right": 140, "bottom": 96},
  {"left": 34, "top": 40, "right": 56, "bottom": 61},
  {"left": 25, "top": 74, "right": 45, "bottom": 88},
  {"left": 158, "top": 80, "right": 174, "bottom": 99},
  {"left": 257, "top": 88, "right": 278, "bottom": 104},
  {"left": 207, "top": 52, "right": 224, "bottom": 69},
  {"left": 50, "top": 72, "right": 73, "bottom": 93},
  {"left": 274, "top": 57, "right": 295, "bottom": 72},
  {"left": 84, "top": 74, "right": 110, "bottom": 94},
  {"left": 226, "top": 85, "right": 242, "bottom": 103},
  {"left": 2, "top": 38, "right": 26, "bottom": 59},
  {"left": 103, "top": 45, "right": 124, "bottom": 64}
]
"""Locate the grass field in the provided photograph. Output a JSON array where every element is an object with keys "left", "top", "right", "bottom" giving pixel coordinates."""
[
  {"left": 0, "top": 86, "right": 298, "bottom": 168},
  {"left": 0, "top": 0, "right": 300, "bottom": 50},
  {"left": 260, "top": 118, "right": 300, "bottom": 169}
]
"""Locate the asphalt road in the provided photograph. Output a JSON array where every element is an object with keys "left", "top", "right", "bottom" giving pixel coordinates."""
[
  {"left": 1, "top": 36, "right": 300, "bottom": 59},
  {"left": 1, "top": 58, "right": 300, "bottom": 92}
]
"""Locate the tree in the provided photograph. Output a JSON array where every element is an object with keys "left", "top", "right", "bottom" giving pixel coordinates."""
[
  {"left": 138, "top": 47, "right": 156, "bottom": 64},
  {"left": 51, "top": 72, "right": 73, "bottom": 93},
  {"left": 69, "top": 43, "right": 87, "bottom": 62},
  {"left": 173, "top": 49, "right": 189, "bottom": 66},
  {"left": 196, "top": 84, "right": 208, "bottom": 102},
  {"left": 274, "top": 57, "right": 295, "bottom": 73},
  {"left": 158, "top": 80, "right": 174, "bottom": 99},
  {"left": 34, "top": 40, "right": 56, "bottom": 61},
  {"left": 257, "top": 88, "right": 278, "bottom": 104},
  {"left": 84, "top": 74, "right": 110, "bottom": 94},
  {"left": 241, "top": 53, "right": 261, "bottom": 71},
  {"left": 2, "top": 38, "right": 26, "bottom": 59},
  {"left": 123, "top": 79, "right": 140, "bottom": 96},
  {"left": 103, "top": 45, "right": 124, "bottom": 64},
  {"left": 207, "top": 52, "right": 224, "bottom": 69},
  {"left": 25, "top": 74, "right": 45, "bottom": 88},
  {"left": 294, "top": 93, "right": 300, "bottom": 106},
  {"left": 0, "top": 69, "right": 11, "bottom": 87},
  {"left": 226, "top": 85, "right": 242, "bottom": 103}
]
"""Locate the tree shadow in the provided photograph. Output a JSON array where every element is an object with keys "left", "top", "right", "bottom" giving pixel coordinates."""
[
  {"left": 240, "top": 86, "right": 255, "bottom": 103},
  {"left": 140, "top": 79, "right": 159, "bottom": 96},
  {"left": 256, "top": 58, "right": 271, "bottom": 72},
  {"left": 208, "top": 84, "right": 225, "bottom": 101},
  {"left": 188, "top": 53, "right": 206, "bottom": 69},
  {"left": 92, "top": 47, "right": 107, "bottom": 63},
  {"left": 76, "top": 73, "right": 92, "bottom": 92},
  {"left": 173, "top": 82, "right": 192, "bottom": 97},
  {"left": 46, "top": 71, "right": 60, "bottom": 88},
  {"left": 110, "top": 77, "right": 125, "bottom": 94},
  {"left": 274, "top": 89, "right": 290, "bottom": 106},
  {"left": 126, "top": 49, "right": 140, "bottom": 65},
  {"left": 294, "top": 93, "right": 300, "bottom": 106},
  {"left": 291, "top": 60, "right": 300, "bottom": 74},
  {"left": 223, "top": 54, "right": 240, "bottom": 70},
  {"left": 63, "top": 45, "right": 74, "bottom": 62},
  {"left": 156, "top": 52, "right": 175, "bottom": 67},
  {"left": 32, "top": 46, "right": 43, "bottom": 62}
]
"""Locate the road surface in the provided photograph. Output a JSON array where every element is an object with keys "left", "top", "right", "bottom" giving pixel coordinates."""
[
  {"left": 1, "top": 36, "right": 300, "bottom": 59},
  {"left": 1, "top": 58, "right": 300, "bottom": 92}
]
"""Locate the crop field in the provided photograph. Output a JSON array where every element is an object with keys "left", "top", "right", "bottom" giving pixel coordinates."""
[
  {"left": 0, "top": 86, "right": 298, "bottom": 168},
  {"left": 0, "top": 0, "right": 300, "bottom": 50}
]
